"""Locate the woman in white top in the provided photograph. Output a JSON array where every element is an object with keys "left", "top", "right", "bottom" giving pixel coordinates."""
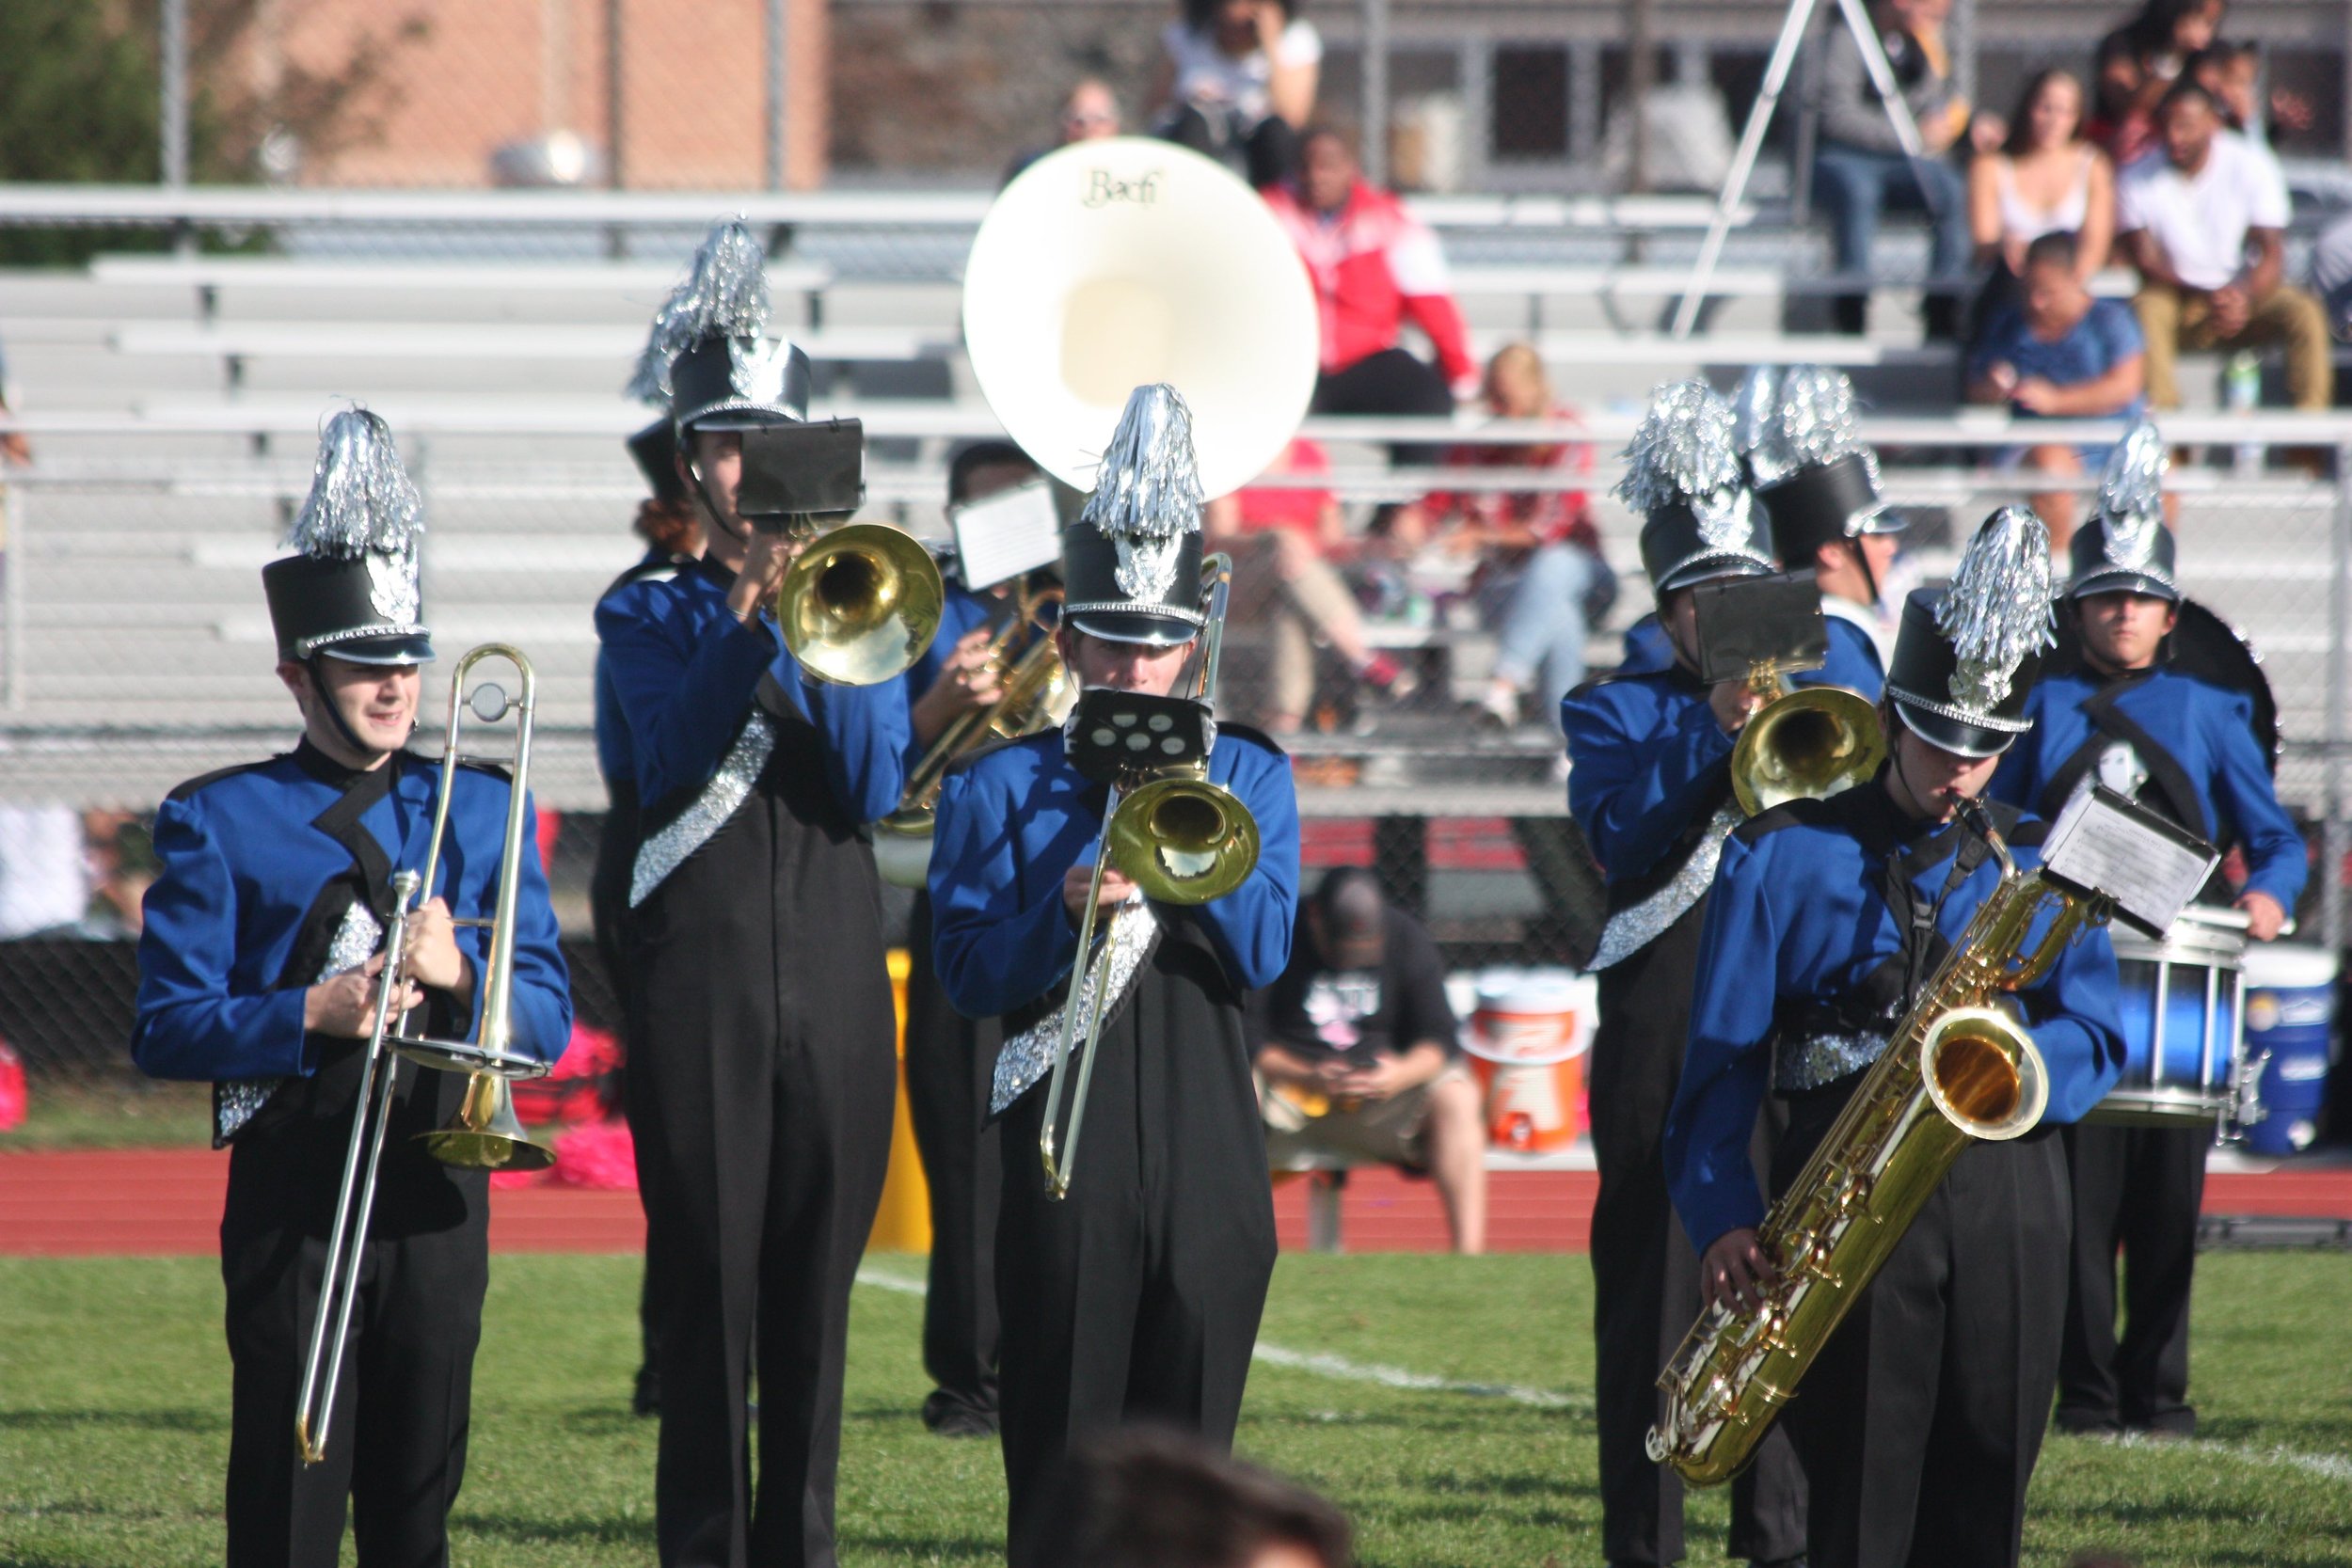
[
  {"left": 1151, "top": 0, "right": 1321, "bottom": 187},
  {"left": 1966, "top": 69, "right": 2115, "bottom": 339}
]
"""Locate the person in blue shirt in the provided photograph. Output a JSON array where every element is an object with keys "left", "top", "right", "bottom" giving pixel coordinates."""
[
  {"left": 132, "top": 409, "right": 572, "bottom": 1568},
  {"left": 929, "top": 387, "right": 1299, "bottom": 1568},
  {"left": 1990, "top": 422, "right": 2304, "bottom": 1441},
  {"left": 591, "top": 415, "right": 704, "bottom": 1420},
  {"left": 596, "top": 221, "right": 911, "bottom": 1568},
  {"left": 1740, "top": 364, "right": 1904, "bottom": 689},
  {"left": 1965, "top": 230, "right": 2149, "bottom": 550},
  {"left": 898, "top": 437, "right": 1048, "bottom": 1442},
  {"left": 1666, "top": 508, "right": 2125, "bottom": 1568},
  {"left": 1562, "top": 381, "right": 1807, "bottom": 1568}
]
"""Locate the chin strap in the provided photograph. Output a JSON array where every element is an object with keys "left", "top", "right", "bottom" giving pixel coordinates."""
[
  {"left": 305, "top": 656, "right": 406, "bottom": 765},
  {"left": 1847, "top": 535, "right": 1881, "bottom": 606}
]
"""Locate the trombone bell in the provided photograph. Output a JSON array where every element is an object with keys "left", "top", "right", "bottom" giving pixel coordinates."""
[
  {"left": 1107, "top": 773, "right": 1259, "bottom": 905},
  {"left": 779, "top": 522, "right": 946, "bottom": 686},
  {"left": 416, "top": 1070, "right": 557, "bottom": 1172},
  {"left": 1731, "top": 685, "right": 1886, "bottom": 816}
]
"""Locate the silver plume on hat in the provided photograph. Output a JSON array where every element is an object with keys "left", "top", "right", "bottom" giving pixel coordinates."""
[
  {"left": 1616, "top": 379, "right": 1754, "bottom": 546},
  {"left": 289, "top": 408, "right": 423, "bottom": 559},
  {"left": 1730, "top": 365, "right": 1781, "bottom": 460},
  {"left": 626, "top": 218, "right": 771, "bottom": 404},
  {"left": 1747, "top": 363, "right": 1869, "bottom": 486},
  {"left": 2098, "top": 419, "right": 2169, "bottom": 569},
  {"left": 1938, "top": 506, "right": 2055, "bottom": 715},
  {"left": 1080, "top": 384, "right": 1204, "bottom": 604}
]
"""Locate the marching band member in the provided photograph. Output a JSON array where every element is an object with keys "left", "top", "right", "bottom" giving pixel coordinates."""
[
  {"left": 1666, "top": 509, "right": 2126, "bottom": 1568},
  {"left": 902, "top": 437, "right": 1044, "bottom": 1439},
  {"left": 1562, "top": 382, "right": 1808, "bottom": 1568},
  {"left": 1739, "top": 363, "right": 1905, "bottom": 688},
  {"left": 131, "top": 409, "right": 571, "bottom": 1568},
  {"left": 928, "top": 387, "right": 1300, "bottom": 1568},
  {"left": 594, "top": 415, "right": 705, "bottom": 1418},
  {"left": 596, "top": 221, "right": 910, "bottom": 1568},
  {"left": 1989, "top": 423, "right": 2306, "bottom": 1439}
]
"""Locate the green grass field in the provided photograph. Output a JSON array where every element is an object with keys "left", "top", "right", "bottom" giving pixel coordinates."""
[{"left": 3, "top": 1252, "right": 2348, "bottom": 1567}]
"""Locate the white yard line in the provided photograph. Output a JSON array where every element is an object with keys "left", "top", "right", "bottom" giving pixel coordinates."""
[{"left": 855, "top": 1268, "right": 2346, "bottom": 1484}]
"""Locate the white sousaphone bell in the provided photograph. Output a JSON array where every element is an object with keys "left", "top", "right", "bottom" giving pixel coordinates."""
[
  {"left": 961, "top": 136, "right": 1321, "bottom": 499},
  {"left": 872, "top": 139, "right": 1320, "bottom": 892}
]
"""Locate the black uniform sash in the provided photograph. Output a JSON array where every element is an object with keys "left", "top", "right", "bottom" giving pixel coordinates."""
[{"left": 2034, "top": 672, "right": 2207, "bottom": 842}]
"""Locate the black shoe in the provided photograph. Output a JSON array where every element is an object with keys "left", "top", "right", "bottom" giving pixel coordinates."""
[
  {"left": 2053, "top": 1407, "right": 2119, "bottom": 1436},
  {"left": 631, "top": 1364, "right": 660, "bottom": 1418},
  {"left": 1750, "top": 1557, "right": 1808, "bottom": 1568},
  {"left": 921, "top": 1388, "right": 999, "bottom": 1438},
  {"left": 2125, "top": 1409, "right": 2197, "bottom": 1440}
]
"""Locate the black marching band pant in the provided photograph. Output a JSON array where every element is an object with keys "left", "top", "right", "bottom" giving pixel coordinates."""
[
  {"left": 2057, "top": 1121, "right": 2207, "bottom": 1433},
  {"left": 623, "top": 697, "right": 898, "bottom": 1568},
  {"left": 1586, "top": 900, "right": 1808, "bottom": 1567},
  {"left": 993, "top": 917, "right": 1279, "bottom": 1568}
]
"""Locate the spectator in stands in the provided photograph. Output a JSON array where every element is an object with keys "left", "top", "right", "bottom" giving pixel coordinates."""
[
  {"left": 1263, "top": 126, "right": 1472, "bottom": 459},
  {"left": 2091, "top": 0, "right": 2227, "bottom": 166},
  {"left": 1413, "top": 343, "right": 1613, "bottom": 731},
  {"left": 1966, "top": 230, "right": 2148, "bottom": 547},
  {"left": 2186, "top": 40, "right": 2314, "bottom": 148},
  {"left": 1810, "top": 0, "right": 1975, "bottom": 338},
  {"left": 1041, "top": 1427, "right": 1353, "bottom": 1568},
  {"left": 1151, "top": 0, "right": 1319, "bottom": 189},
  {"left": 1004, "top": 78, "right": 1123, "bottom": 186},
  {"left": 0, "top": 339, "right": 27, "bottom": 467},
  {"left": 2118, "top": 81, "right": 2332, "bottom": 416},
  {"left": 1967, "top": 70, "right": 2114, "bottom": 341},
  {"left": 2309, "top": 211, "right": 2352, "bottom": 343},
  {"left": 1249, "top": 867, "right": 1487, "bottom": 1255},
  {"left": 1206, "top": 437, "right": 1409, "bottom": 735}
]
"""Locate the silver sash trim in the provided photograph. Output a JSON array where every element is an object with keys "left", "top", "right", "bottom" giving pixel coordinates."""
[
  {"left": 630, "top": 712, "right": 778, "bottom": 908},
  {"left": 1587, "top": 803, "right": 1742, "bottom": 972},
  {"left": 215, "top": 899, "right": 385, "bottom": 1146},
  {"left": 992, "top": 895, "right": 1158, "bottom": 1116},
  {"left": 1774, "top": 1030, "right": 1891, "bottom": 1093}
]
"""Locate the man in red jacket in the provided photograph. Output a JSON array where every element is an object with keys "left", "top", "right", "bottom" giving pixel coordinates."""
[{"left": 1262, "top": 127, "right": 1473, "bottom": 457}]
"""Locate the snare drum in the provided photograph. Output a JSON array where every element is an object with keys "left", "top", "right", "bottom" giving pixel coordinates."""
[{"left": 2085, "top": 905, "right": 2249, "bottom": 1128}]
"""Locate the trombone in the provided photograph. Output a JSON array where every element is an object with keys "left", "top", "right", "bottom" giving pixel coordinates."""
[
  {"left": 1038, "top": 554, "right": 1258, "bottom": 1200},
  {"left": 875, "top": 577, "right": 1073, "bottom": 888},
  {"left": 774, "top": 520, "right": 946, "bottom": 687},
  {"left": 1728, "top": 662, "right": 1885, "bottom": 816},
  {"left": 292, "top": 643, "right": 555, "bottom": 1465}
]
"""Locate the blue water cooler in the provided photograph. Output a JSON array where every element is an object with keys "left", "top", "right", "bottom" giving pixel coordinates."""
[{"left": 2240, "top": 943, "right": 2339, "bottom": 1156}]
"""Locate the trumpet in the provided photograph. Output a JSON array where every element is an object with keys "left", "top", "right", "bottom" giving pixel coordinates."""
[
  {"left": 1729, "top": 662, "right": 1885, "bottom": 817},
  {"left": 292, "top": 643, "right": 554, "bottom": 1465},
  {"left": 775, "top": 520, "right": 946, "bottom": 687},
  {"left": 875, "top": 578, "right": 1074, "bottom": 888},
  {"left": 1038, "top": 555, "right": 1258, "bottom": 1201}
]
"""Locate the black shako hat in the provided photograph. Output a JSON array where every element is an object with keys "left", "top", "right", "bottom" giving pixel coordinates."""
[
  {"left": 1620, "top": 379, "right": 1774, "bottom": 595},
  {"left": 1883, "top": 507, "right": 2056, "bottom": 758},
  {"left": 261, "top": 408, "right": 435, "bottom": 666},
  {"left": 1737, "top": 364, "right": 1904, "bottom": 567},
  {"left": 628, "top": 418, "right": 688, "bottom": 505},
  {"left": 2068, "top": 419, "right": 2180, "bottom": 604},
  {"left": 625, "top": 218, "right": 812, "bottom": 438},
  {"left": 1059, "top": 384, "right": 1207, "bottom": 646}
]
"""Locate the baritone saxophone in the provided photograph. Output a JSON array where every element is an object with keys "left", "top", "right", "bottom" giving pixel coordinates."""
[{"left": 1645, "top": 803, "right": 2112, "bottom": 1485}]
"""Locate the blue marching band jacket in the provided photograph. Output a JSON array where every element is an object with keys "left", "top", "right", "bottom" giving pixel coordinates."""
[
  {"left": 1991, "top": 664, "right": 2306, "bottom": 913},
  {"left": 1663, "top": 790, "right": 2127, "bottom": 1256},
  {"left": 594, "top": 547, "right": 697, "bottom": 809},
  {"left": 132, "top": 741, "right": 573, "bottom": 1141},
  {"left": 927, "top": 726, "right": 1300, "bottom": 1104},
  {"left": 593, "top": 554, "right": 910, "bottom": 902}
]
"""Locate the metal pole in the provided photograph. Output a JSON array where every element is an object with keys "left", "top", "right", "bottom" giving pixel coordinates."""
[
  {"left": 765, "top": 0, "right": 787, "bottom": 191},
  {"left": 1627, "top": 0, "right": 1654, "bottom": 196},
  {"left": 1949, "top": 0, "right": 1977, "bottom": 122},
  {"left": 606, "top": 0, "right": 626, "bottom": 190},
  {"left": 1360, "top": 0, "right": 1391, "bottom": 188},
  {"left": 161, "top": 0, "right": 189, "bottom": 189},
  {"left": 2, "top": 481, "right": 24, "bottom": 713},
  {"left": 1671, "top": 0, "right": 1819, "bottom": 338},
  {"left": 2326, "top": 445, "right": 2352, "bottom": 957}
]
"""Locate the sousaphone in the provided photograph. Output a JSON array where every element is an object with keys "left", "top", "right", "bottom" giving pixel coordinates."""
[{"left": 961, "top": 136, "right": 1321, "bottom": 499}]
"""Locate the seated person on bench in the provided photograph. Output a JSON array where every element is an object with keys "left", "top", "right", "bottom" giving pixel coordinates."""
[{"left": 1248, "top": 867, "right": 1487, "bottom": 1253}]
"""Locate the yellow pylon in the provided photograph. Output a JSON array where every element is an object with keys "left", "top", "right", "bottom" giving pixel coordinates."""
[{"left": 866, "top": 948, "right": 934, "bottom": 1253}]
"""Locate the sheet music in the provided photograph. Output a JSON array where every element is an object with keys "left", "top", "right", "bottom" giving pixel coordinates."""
[
  {"left": 952, "top": 481, "right": 1064, "bottom": 589},
  {"left": 2042, "top": 781, "right": 2220, "bottom": 936}
]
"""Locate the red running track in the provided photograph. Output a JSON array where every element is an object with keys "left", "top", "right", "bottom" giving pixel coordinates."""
[{"left": 3, "top": 1150, "right": 2348, "bottom": 1257}]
